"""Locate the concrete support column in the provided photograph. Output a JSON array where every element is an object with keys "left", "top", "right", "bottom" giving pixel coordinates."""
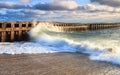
[
  {"left": 19, "top": 23, "right": 22, "bottom": 41},
  {"left": 94, "top": 25, "right": 95, "bottom": 30},
  {"left": 97, "top": 25, "right": 98, "bottom": 30},
  {"left": 26, "top": 22, "right": 29, "bottom": 29},
  {"left": 2, "top": 23, "right": 6, "bottom": 30},
  {"left": 99, "top": 25, "right": 101, "bottom": 29},
  {"left": 11, "top": 23, "right": 14, "bottom": 41},
  {"left": 95, "top": 25, "right": 96, "bottom": 30},
  {"left": 1, "top": 32, "right": 6, "bottom": 42},
  {"left": 96, "top": 25, "right": 97, "bottom": 30},
  {"left": 11, "top": 31, "right": 14, "bottom": 41},
  {"left": 1, "top": 23, "right": 6, "bottom": 42}
]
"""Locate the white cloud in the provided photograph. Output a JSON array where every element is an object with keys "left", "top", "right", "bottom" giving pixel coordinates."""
[
  {"left": 19, "top": 0, "right": 30, "bottom": 3},
  {"left": 52, "top": 0, "right": 78, "bottom": 9},
  {"left": 34, "top": 0, "right": 78, "bottom": 10},
  {"left": 91, "top": 0, "right": 120, "bottom": 7},
  {"left": 23, "top": 9, "right": 46, "bottom": 15},
  {"left": 0, "top": 2, "right": 29, "bottom": 9},
  {"left": 0, "top": 0, "right": 120, "bottom": 23},
  {"left": 77, "top": 4, "right": 120, "bottom": 13}
]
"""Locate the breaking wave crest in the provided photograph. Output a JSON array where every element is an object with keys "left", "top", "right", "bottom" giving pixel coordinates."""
[{"left": 0, "top": 24, "right": 120, "bottom": 65}]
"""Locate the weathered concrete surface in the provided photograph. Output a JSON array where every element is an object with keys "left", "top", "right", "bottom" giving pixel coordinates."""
[
  {"left": 0, "top": 53, "right": 120, "bottom": 75},
  {"left": 0, "top": 22, "right": 33, "bottom": 42}
]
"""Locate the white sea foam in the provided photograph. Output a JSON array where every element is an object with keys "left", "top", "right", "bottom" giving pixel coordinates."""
[{"left": 0, "top": 24, "right": 120, "bottom": 65}]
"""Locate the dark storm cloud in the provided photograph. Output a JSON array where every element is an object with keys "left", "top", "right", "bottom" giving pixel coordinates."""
[{"left": 91, "top": 0, "right": 120, "bottom": 7}]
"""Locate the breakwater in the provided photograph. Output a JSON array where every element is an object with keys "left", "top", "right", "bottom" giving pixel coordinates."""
[{"left": 0, "top": 21, "right": 120, "bottom": 42}]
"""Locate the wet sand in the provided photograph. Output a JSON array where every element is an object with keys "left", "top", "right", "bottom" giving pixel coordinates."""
[{"left": 0, "top": 53, "right": 120, "bottom": 75}]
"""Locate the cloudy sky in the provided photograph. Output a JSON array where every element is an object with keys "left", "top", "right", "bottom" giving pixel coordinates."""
[{"left": 0, "top": 0, "right": 120, "bottom": 23}]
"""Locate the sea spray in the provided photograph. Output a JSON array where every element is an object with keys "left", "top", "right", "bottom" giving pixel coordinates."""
[
  {"left": 0, "top": 23, "right": 120, "bottom": 65},
  {"left": 24, "top": 25, "right": 120, "bottom": 65}
]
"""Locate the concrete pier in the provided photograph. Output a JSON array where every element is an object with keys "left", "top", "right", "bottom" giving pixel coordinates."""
[
  {"left": 0, "top": 22, "right": 33, "bottom": 42},
  {"left": 0, "top": 21, "right": 120, "bottom": 42}
]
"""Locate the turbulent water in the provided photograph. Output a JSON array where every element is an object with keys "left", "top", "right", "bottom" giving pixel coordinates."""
[{"left": 0, "top": 24, "right": 120, "bottom": 65}]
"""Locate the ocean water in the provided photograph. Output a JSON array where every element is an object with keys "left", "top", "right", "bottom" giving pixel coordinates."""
[{"left": 0, "top": 24, "right": 120, "bottom": 65}]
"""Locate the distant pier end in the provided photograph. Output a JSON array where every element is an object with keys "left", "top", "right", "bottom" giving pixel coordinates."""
[{"left": 0, "top": 21, "right": 120, "bottom": 42}]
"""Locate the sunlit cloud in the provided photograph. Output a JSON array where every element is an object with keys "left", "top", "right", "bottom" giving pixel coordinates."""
[
  {"left": 0, "top": 0, "right": 120, "bottom": 23},
  {"left": 34, "top": 0, "right": 78, "bottom": 10},
  {"left": 19, "top": 0, "right": 30, "bottom": 3}
]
